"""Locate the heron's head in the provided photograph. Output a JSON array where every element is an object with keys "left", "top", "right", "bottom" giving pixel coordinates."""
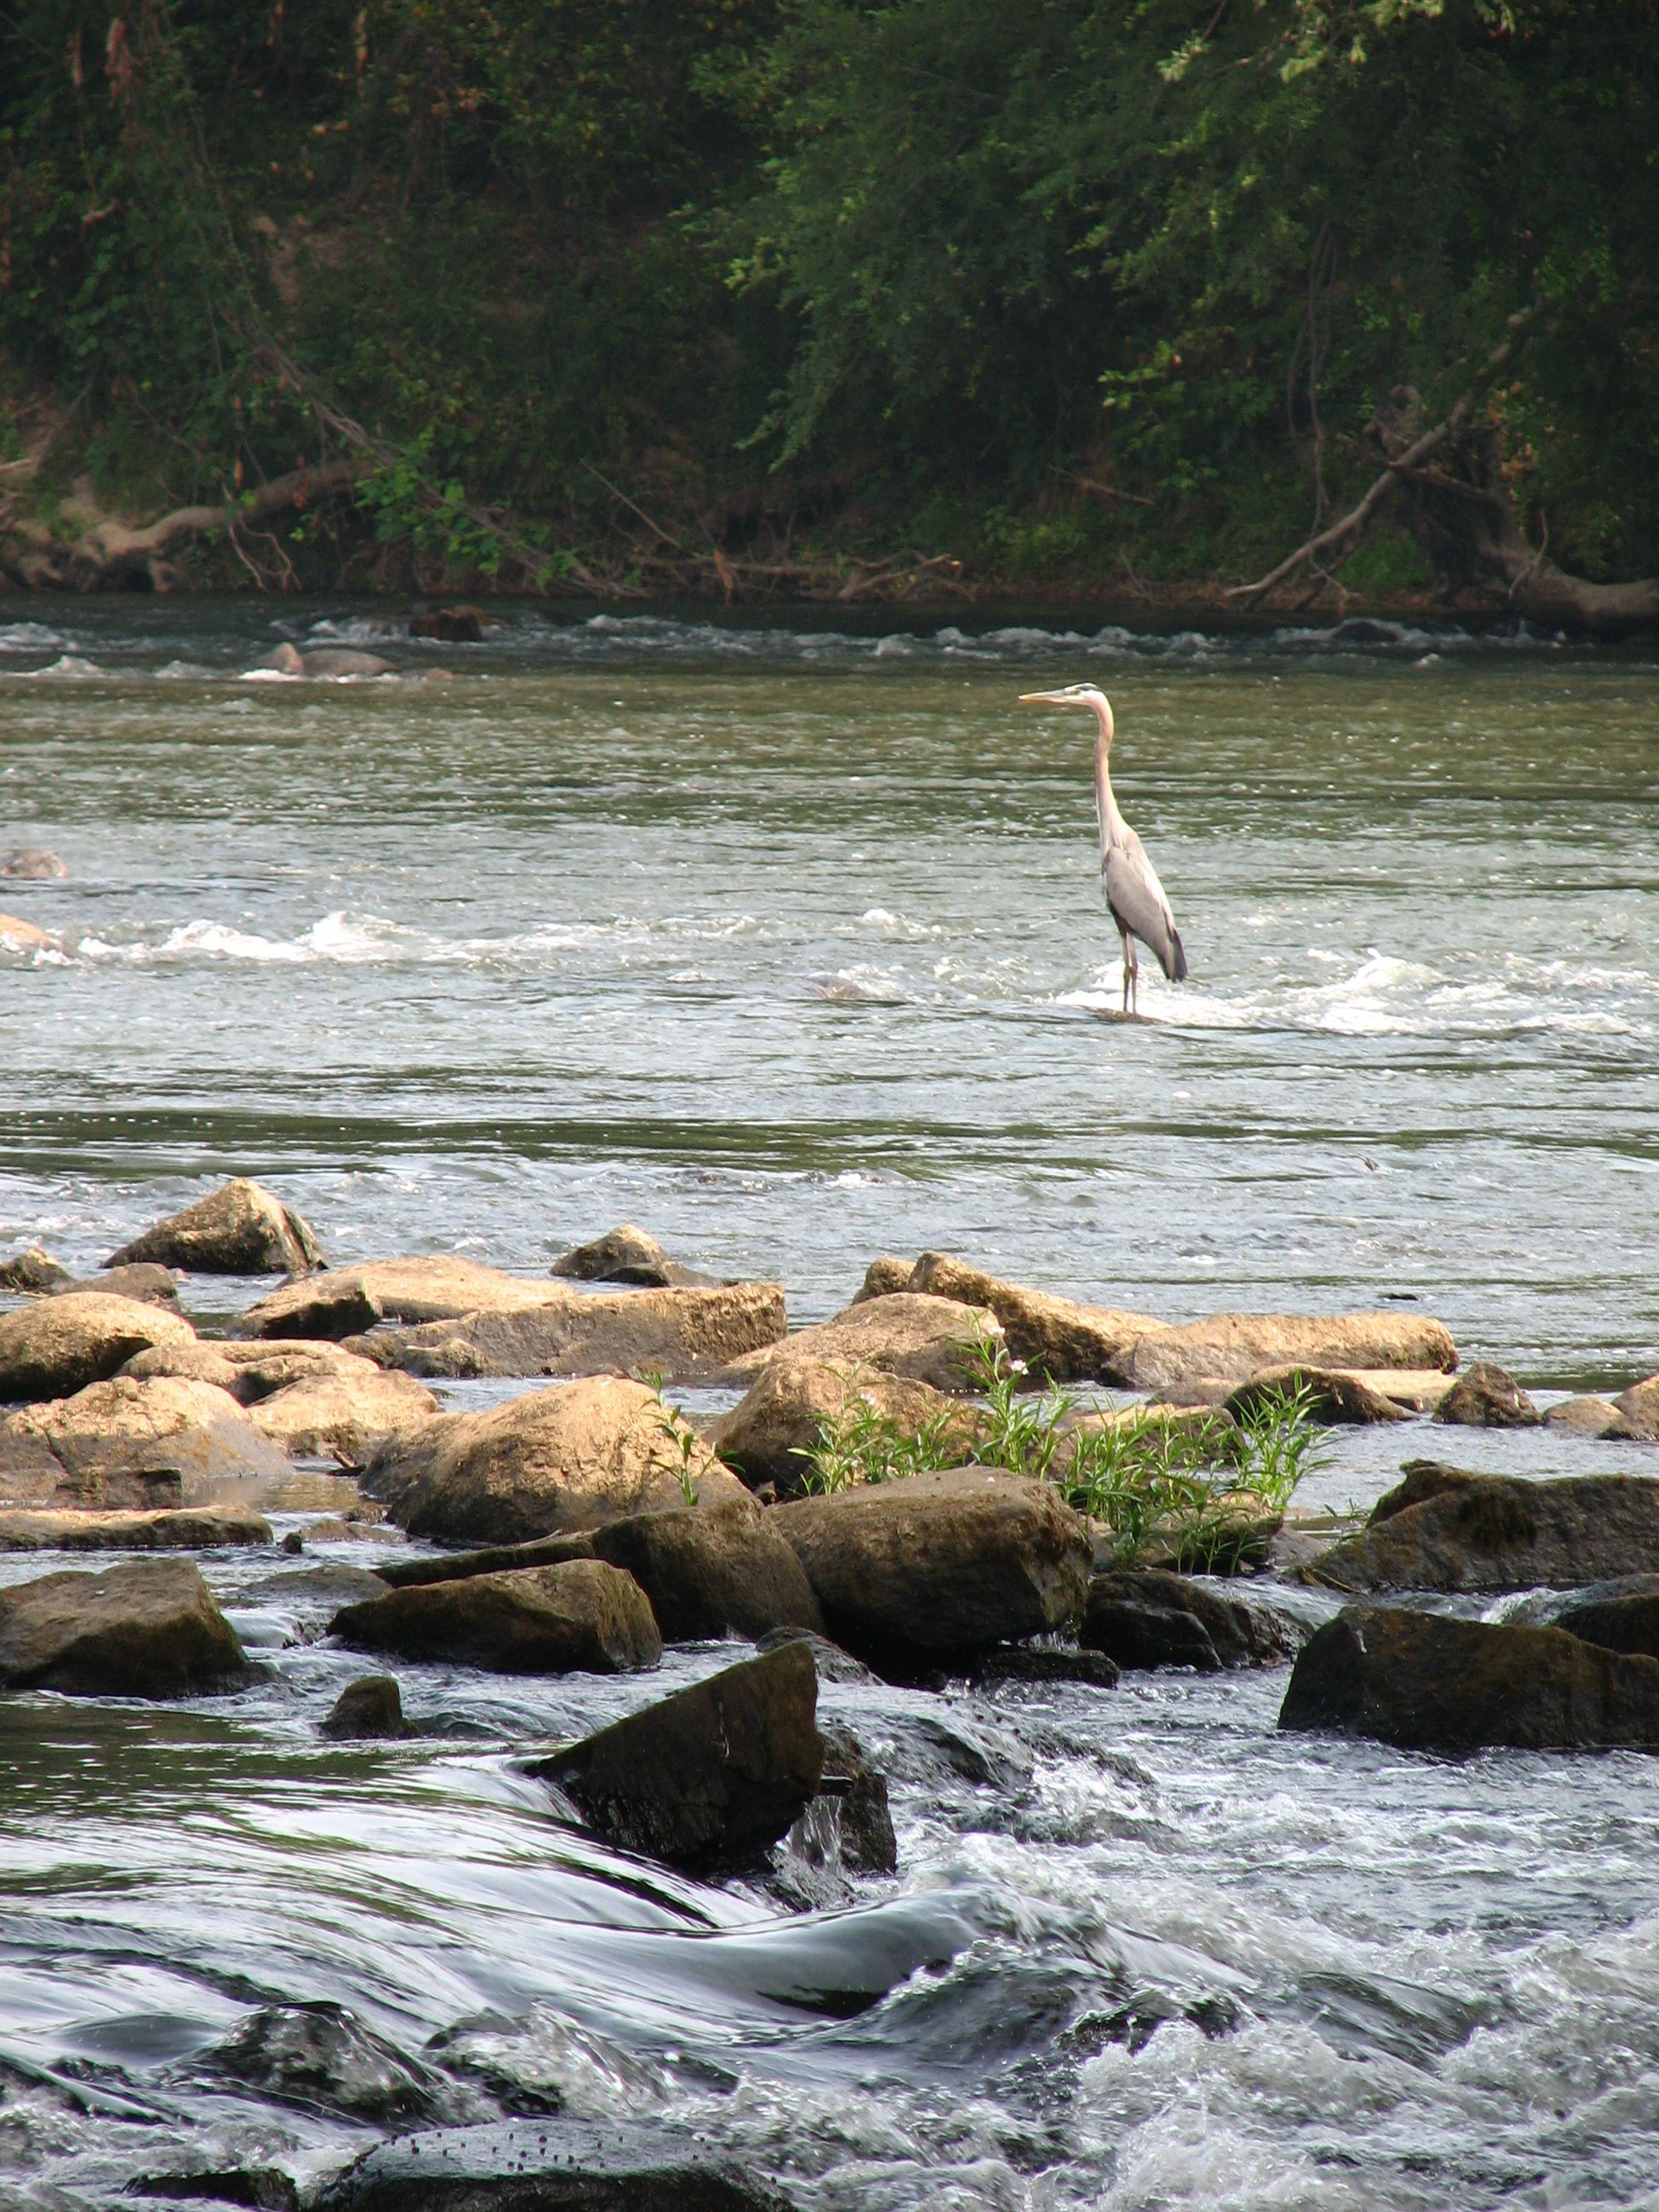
[{"left": 1018, "top": 683, "right": 1114, "bottom": 740}]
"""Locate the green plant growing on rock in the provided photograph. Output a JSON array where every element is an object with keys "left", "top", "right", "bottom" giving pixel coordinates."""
[
  {"left": 645, "top": 1371, "right": 704, "bottom": 1507},
  {"left": 791, "top": 1375, "right": 960, "bottom": 1496}
]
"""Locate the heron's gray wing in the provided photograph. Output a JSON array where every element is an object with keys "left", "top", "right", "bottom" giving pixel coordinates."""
[{"left": 1104, "top": 835, "right": 1187, "bottom": 981}]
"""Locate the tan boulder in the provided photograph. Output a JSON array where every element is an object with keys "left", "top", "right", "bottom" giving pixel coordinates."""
[
  {"left": 123, "top": 1338, "right": 439, "bottom": 1462},
  {"left": 0, "top": 1557, "right": 247, "bottom": 1696},
  {"left": 360, "top": 1281, "right": 786, "bottom": 1383},
  {"left": 1, "top": 848, "right": 67, "bottom": 879},
  {"left": 1544, "top": 1395, "right": 1624, "bottom": 1438},
  {"left": 1128, "top": 1311, "right": 1457, "bottom": 1390},
  {"left": 706, "top": 1356, "right": 983, "bottom": 1491},
  {"left": 0, "top": 1292, "right": 195, "bottom": 1402},
  {"left": 0, "top": 1374, "right": 293, "bottom": 1505},
  {"left": 55, "top": 1263, "right": 181, "bottom": 1309},
  {"left": 851, "top": 1256, "right": 915, "bottom": 1303},
  {"left": 906, "top": 1252, "right": 1166, "bottom": 1385},
  {"left": 549, "top": 1224, "right": 715, "bottom": 1288},
  {"left": 244, "top": 1256, "right": 577, "bottom": 1337},
  {"left": 0, "top": 911, "right": 54, "bottom": 951},
  {"left": 1613, "top": 1376, "right": 1659, "bottom": 1443},
  {"left": 0, "top": 1503, "right": 271, "bottom": 1551},
  {"left": 366, "top": 1375, "right": 750, "bottom": 1545},
  {"left": 728, "top": 1293, "right": 1002, "bottom": 1395},
  {"left": 1433, "top": 1360, "right": 1539, "bottom": 1429},
  {"left": 331, "top": 1558, "right": 662, "bottom": 1676},
  {"left": 107, "top": 1177, "right": 322, "bottom": 1275}
]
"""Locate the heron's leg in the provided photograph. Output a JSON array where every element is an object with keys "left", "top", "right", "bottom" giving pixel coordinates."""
[{"left": 1119, "top": 929, "right": 1136, "bottom": 1014}]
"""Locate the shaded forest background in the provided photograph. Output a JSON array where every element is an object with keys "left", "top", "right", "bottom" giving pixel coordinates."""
[{"left": 0, "top": 0, "right": 1655, "bottom": 619}]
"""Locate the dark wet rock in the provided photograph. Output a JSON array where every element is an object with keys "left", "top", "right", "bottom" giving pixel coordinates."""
[
  {"left": 107, "top": 1178, "right": 322, "bottom": 1276},
  {"left": 362, "top": 1281, "right": 785, "bottom": 1385},
  {"left": 0, "top": 1502, "right": 270, "bottom": 1551},
  {"left": 529, "top": 1641, "right": 823, "bottom": 1870},
  {"left": 724, "top": 1292, "right": 1001, "bottom": 1395},
  {"left": 366, "top": 1376, "right": 749, "bottom": 1545},
  {"left": 374, "top": 1531, "right": 597, "bottom": 1590},
  {"left": 53, "top": 1262, "right": 181, "bottom": 1309},
  {"left": 1223, "top": 1363, "right": 1409, "bottom": 1427},
  {"left": 1279, "top": 1604, "right": 1659, "bottom": 1751},
  {"left": 771, "top": 1466, "right": 1091, "bottom": 1668},
  {"left": 1543, "top": 1395, "right": 1623, "bottom": 1438},
  {"left": 894, "top": 1710, "right": 1033, "bottom": 1790},
  {"left": 321, "top": 1674, "right": 415, "bottom": 1739},
  {"left": 549, "top": 1223, "right": 716, "bottom": 1288},
  {"left": 1614, "top": 1374, "right": 1659, "bottom": 1443},
  {"left": 0, "top": 1557, "right": 245, "bottom": 1696},
  {"left": 316, "top": 2117, "right": 796, "bottom": 2212},
  {"left": 590, "top": 1497, "right": 824, "bottom": 1641},
  {"left": 1082, "top": 1570, "right": 1301, "bottom": 1672},
  {"left": 1302, "top": 1464, "right": 1659, "bottom": 1593},
  {"left": 817, "top": 1722, "right": 897, "bottom": 1872},
  {"left": 210, "top": 2001, "right": 453, "bottom": 2123},
  {"left": 412, "top": 604, "right": 485, "bottom": 643},
  {"left": 1433, "top": 1360, "right": 1540, "bottom": 1429},
  {"left": 1554, "top": 1579, "right": 1659, "bottom": 1659},
  {"left": 130, "top": 2166, "right": 299, "bottom": 2209},
  {"left": 331, "top": 1558, "right": 662, "bottom": 1676},
  {"left": 243, "top": 1562, "right": 389, "bottom": 1605},
  {"left": 1066, "top": 1993, "right": 1243, "bottom": 2056},
  {"left": 0, "top": 1246, "right": 72, "bottom": 1293},
  {"left": 253, "top": 1277, "right": 388, "bottom": 1341},
  {"left": 1128, "top": 1311, "right": 1458, "bottom": 1391},
  {"left": 970, "top": 1644, "right": 1122, "bottom": 1688},
  {"left": 1, "top": 846, "right": 68, "bottom": 878},
  {"left": 850, "top": 1255, "right": 914, "bottom": 1302},
  {"left": 753, "top": 1624, "right": 878, "bottom": 1684},
  {"left": 1, "top": 1375, "right": 294, "bottom": 1503},
  {"left": 706, "top": 1354, "right": 981, "bottom": 1494},
  {"left": 0, "top": 1291, "right": 195, "bottom": 1401},
  {"left": 906, "top": 1250, "right": 1165, "bottom": 1385}
]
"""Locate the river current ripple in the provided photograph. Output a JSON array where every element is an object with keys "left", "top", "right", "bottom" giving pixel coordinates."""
[{"left": 0, "top": 602, "right": 1657, "bottom": 2208}]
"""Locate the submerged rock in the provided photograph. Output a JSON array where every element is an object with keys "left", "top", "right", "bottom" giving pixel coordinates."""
[
  {"left": 906, "top": 1250, "right": 1166, "bottom": 1385},
  {"left": 317, "top": 2117, "right": 796, "bottom": 2212},
  {"left": 0, "top": 1503, "right": 270, "bottom": 1551},
  {"left": 0, "top": 1557, "right": 246, "bottom": 1696},
  {"left": 1223, "top": 1364, "right": 1409, "bottom": 1427},
  {"left": 530, "top": 1640, "right": 822, "bottom": 1871},
  {"left": 0, "top": 1291, "right": 195, "bottom": 1402},
  {"left": 0, "top": 847, "right": 68, "bottom": 878},
  {"left": 752, "top": 1624, "right": 877, "bottom": 1684},
  {"left": 320, "top": 1675, "right": 415, "bottom": 1739},
  {"left": 331, "top": 1558, "right": 662, "bottom": 1676},
  {"left": 1279, "top": 1605, "right": 1659, "bottom": 1752},
  {"left": 1, "top": 1373, "right": 293, "bottom": 1503},
  {"left": 367, "top": 1375, "right": 748, "bottom": 1545},
  {"left": 0, "top": 1246, "right": 72, "bottom": 1294},
  {"left": 970, "top": 1644, "right": 1122, "bottom": 1688},
  {"left": 107, "top": 1177, "right": 322, "bottom": 1276},
  {"left": 774, "top": 1720, "right": 897, "bottom": 1903},
  {"left": 706, "top": 1354, "right": 980, "bottom": 1493},
  {"left": 590, "top": 1497, "right": 824, "bottom": 1641},
  {"left": 1128, "top": 1311, "right": 1457, "bottom": 1390},
  {"left": 1433, "top": 1361, "right": 1540, "bottom": 1429},
  {"left": 727, "top": 1293, "right": 1002, "bottom": 1395},
  {"left": 550, "top": 1223, "right": 716, "bottom": 1287},
  {"left": 211, "top": 2001, "right": 452, "bottom": 2123},
  {"left": 772, "top": 1465, "right": 1090, "bottom": 1668},
  {"left": 1302, "top": 1463, "right": 1659, "bottom": 1593},
  {"left": 364, "top": 1280, "right": 785, "bottom": 1384},
  {"left": 1082, "top": 1569, "right": 1300, "bottom": 1671}
]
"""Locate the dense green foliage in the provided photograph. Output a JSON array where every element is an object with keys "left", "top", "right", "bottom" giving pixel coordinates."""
[{"left": 2, "top": 0, "right": 1655, "bottom": 593}]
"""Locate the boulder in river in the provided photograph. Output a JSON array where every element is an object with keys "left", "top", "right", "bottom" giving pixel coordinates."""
[
  {"left": 125, "top": 1337, "right": 441, "bottom": 1462},
  {"left": 590, "top": 1496, "right": 825, "bottom": 1641},
  {"left": 245, "top": 1255, "right": 619, "bottom": 1335},
  {"left": 0, "top": 911, "right": 54, "bottom": 950},
  {"left": 1082, "top": 1569, "right": 1301, "bottom": 1671},
  {"left": 1433, "top": 1360, "right": 1540, "bottom": 1429},
  {"left": 0, "top": 1246, "right": 71, "bottom": 1293},
  {"left": 1, "top": 1374, "right": 294, "bottom": 1503},
  {"left": 361, "top": 1280, "right": 786, "bottom": 1384},
  {"left": 107, "top": 1177, "right": 323, "bottom": 1276},
  {"left": 0, "top": 1291, "right": 195, "bottom": 1401},
  {"left": 0, "top": 1557, "right": 246, "bottom": 1696},
  {"left": 1222, "top": 1363, "right": 1409, "bottom": 1427},
  {"left": 1301, "top": 1462, "right": 1659, "bottom": 1593},
  {"left": 906, "top": 1250, "right": 1166, "bottom": 1385},
  {"left": 753, "top": 1624, "right": 877, "bottom": 1684},
  {"left": 529, "top": 1640, "right": 823, "bottom": 1869},
  {"left": 727, "top": 1293, "right": 1002, "bottom": 1395},
  {"left": 320, "top": 1675, "right": 415, "bottom": 1740},
  {"left": 317, "top": 2117, "right": 797, "bottom": 2212},
  {"left": 706, "top": 1354, "right": 982, "bottom": 1493},
  {"left": 1613, "top": 1375, "right": 1659, "bottom": 1443},
  {"left": 372, "top": 1530, "right": 597, "bottom": 1590},
  {"left": 212, "top": 2001, "right": 452, "bottom": 2123},
  {"left": 851, "top": 1255, "right": 915, "bottom": 1302},
  {"left": 331, "top": 1558, "right": 663, "bottom": 1675},
  {"left": 1279, "top": 1604, "right": 1659, "bottom": 1752},
  {"left": 54, "top": 1263, "right": 181, "bottom": 1308},
  {"left": 550, "top": 1223, "right": 717, "bottom": 1287},
  {"left": 772, "top": 1465, "right": 1091, "bottom": 1668},
  {"left": 0, "top": 1502, "right": 270, "bottom": 1551},
  {"left": 1, "top": 847, "right": 68, "bottom": 878},
  {"left": 411, "top": 604, "right": 485, "bottom": 642},
  {"left": 1128, "top": 1310, "right": 1457, "bottom": 1390},
  {"left": 1543, "top": 1395, "right": 1624, "bottom": 1439},
  {"left": 367, "top": 1375, "right": 749, "bottom": 1545}
]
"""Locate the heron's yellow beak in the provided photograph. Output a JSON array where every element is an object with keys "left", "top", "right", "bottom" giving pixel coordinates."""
[{"left": 1018, "top": 690, "right": 1069, "bottom": 705}]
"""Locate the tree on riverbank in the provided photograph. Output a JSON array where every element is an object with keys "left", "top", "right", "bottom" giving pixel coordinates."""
[{"left": 1, "top": 0, "right": 1654, "bottom": 619}]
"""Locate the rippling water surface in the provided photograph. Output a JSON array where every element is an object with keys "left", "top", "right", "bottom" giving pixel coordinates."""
[{"left": 1, "top": 601, "right": 1657, "bottom": 2208}]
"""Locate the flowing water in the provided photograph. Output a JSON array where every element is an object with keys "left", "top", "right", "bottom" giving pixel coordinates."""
[{"left": 0, "top": 601, "right": 1657, "bottom": 2208}]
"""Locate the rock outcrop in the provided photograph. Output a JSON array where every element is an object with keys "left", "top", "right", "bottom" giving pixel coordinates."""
[
  {"left": 107, "top": 1177, "right": 323, "bottom": 1275},
  {"left": 1433, "top": 1361, "right": 1539, "bottom": 1429},
  {"left": 589, "top": 1497, "right": 825, "bottom": 1641},
  {"left": 706, "top": 1355, "right": 981, "bottom": 1492},
  {"left": 318, "top": 2118, "right": 797, "bottom": 2212},
  {"left": 366, "top": 1376, "right": 749, "bottom": 1544},
  {"left": 529, "top": 1640, "right": 823, "bottom": 1869},
  {"left": 358, "top": 1280, "right": 786, "bottom": 1383},
  {"left": 550, "top": 1224, "right": 716, "bottom": 1287},
  {"left": 331, "top": 1558, "right": 663, "bottom": 1675},
  {"left": 727, "top": 1293, "right": 1002, "bottom": 1395},
  {"left": 0, "top": 1292, "right": 195, "bottom": 1402},
  {"left": 1082, "top": 1569, "right": 1301, "bottom": 1671},
  {"left": 0, "top": 1374, "right": 294, "bottom": 1505},
  {"left": 0, "top": 1503, "right": 270, "bottom": 1551},
  {"left": 1301, "top": 1464, "right": 1659, "bottom": 1593},
  {"left": 1128, "top": 1311, "right": 1457, "bottom": 1390},
  {"left": 0, "top": 1557, "right": 247, "bottom": 1696},
  {"left": 906, "top": 1251, "right": 1166, "bottom": 1384},
  {"left": 1279, "top": 1605, "right": 1659, "bottom": 1752},
  {"left": 772, "top": 1466, "right": 1090, "bottom": 1667},
  {"left": 0, "top": 1246, "right": 71, "bottom": 1293}
]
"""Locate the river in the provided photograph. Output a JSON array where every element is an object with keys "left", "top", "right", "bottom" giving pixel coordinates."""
[{"left": 0, "top": 601, "right": 1656, "bottom": 2208}]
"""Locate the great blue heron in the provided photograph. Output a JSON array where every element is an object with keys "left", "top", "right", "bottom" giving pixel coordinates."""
[{"left": 1019, "top": 683, "right": 1188, "bottom": 1014}]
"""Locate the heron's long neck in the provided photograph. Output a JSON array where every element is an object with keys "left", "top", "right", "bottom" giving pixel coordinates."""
[{"left": 1091, "top": 701, "right": 1128, "bottom": 858}]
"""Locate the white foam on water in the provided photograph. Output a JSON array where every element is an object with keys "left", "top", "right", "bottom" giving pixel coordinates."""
[
  {"left": 15, "top": 654, "right": 103, "bottom": 679},
  {"left": 808, "top": 966, "right": 909, "bottom": 1003},
  {"left": 153, "top": 659, "right": 216, "bottom": 680},
  {"left": 0, "top": 622, "right": 65, "bottom": 651},
  {"left": 306, "top": 614, "right": 410, "bottom": 643}
]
